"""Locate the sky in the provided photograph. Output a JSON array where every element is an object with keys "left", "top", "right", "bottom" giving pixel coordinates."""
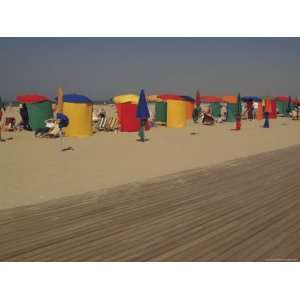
[{"left": 0, "top": 37, "right": 300, "bottom": 101}]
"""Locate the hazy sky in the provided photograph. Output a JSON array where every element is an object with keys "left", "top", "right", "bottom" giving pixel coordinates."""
[{"left": 0, "top": 37, "right": 300, "bottom": 101}]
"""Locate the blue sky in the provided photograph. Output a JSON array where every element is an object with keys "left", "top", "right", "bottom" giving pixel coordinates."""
[{"left": 0, "top": 38, "right": 299, "bottom": 101}]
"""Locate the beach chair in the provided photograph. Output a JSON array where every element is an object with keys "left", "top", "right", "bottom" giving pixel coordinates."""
[
  {"left": 96, "top": 117, "right": 107, "bottom": 131},
  {"left": 104, "top": 116, "right": 119, "bottom": 133},
  {"left": 4, "top": 117, "right": 16, "bottom": 131}
]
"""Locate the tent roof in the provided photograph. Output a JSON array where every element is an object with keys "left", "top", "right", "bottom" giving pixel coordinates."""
[
  {"left": 273, "top": 96, "right": 290, "bottom": 102},
  {"left": 16, "top": 94, "right": 50, "bottom": 103},
  {"left": 55, "top": 94, "right": 92, "bottom": 103},
  {"left": 112, "top": 94, "right": 139, "bottom": 104},
  {"left": 222, "top": 95, "right": 237, "bottom": 104},
  {"left": 200, "top": 96, "right": 223, "bottom": 103},
  {"left": 241, "top": 96, "right": 262, "bottom": 101},
  {"left": 157, "top": 94, "right": 194, "bottom": 102}
]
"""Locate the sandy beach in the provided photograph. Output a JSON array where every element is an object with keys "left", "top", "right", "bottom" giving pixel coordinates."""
[{"left": 1, "top": 104, "right": 300, "bottom": 210}]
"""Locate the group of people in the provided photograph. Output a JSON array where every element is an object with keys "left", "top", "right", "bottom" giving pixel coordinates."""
[
  {"left": 192, "top": 104, "right": 227, "bottom": 125},
  {"left": 241, "top": 102, "right": 260, "bottom": 120}
]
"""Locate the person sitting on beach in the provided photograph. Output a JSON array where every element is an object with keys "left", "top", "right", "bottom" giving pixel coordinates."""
[
  {"left": 35, "top": 119, "right": 57, "bottom": 137},
  {"left": 220, "top": 104, "right": 227, "bottom": 121},
  {"left": 92, "top": 108, "right": 99, "bottom": 122},
  {"left": 202, "top": 112, "right": 215, "bottom": 125},
  {"left": 98, "top": 108, "right": 106, "bottom": 119}
]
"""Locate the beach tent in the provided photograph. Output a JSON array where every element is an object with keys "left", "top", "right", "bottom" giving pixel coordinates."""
[
  {"left": 157, "top": 95, "right": 194, "bottom": 120},
  {"left": 157, "top": 94, "right": 189, "bottom": 128},
  {"left": 112, "top": 94, "right": 139, "bottom": 104},
  {"left": 59, "top": 94, "right": 93, "bottom": 137},
  {"left": 222, "top": 96, "right": 237, "bottom": 104},
  {"left": 166, "top": 100, "right": 186, "bottom": 128},
  {"left": 274, "top": 96, "right": 289, "bottom": 116},
  {"left": 116, "top": 102, "right": 150, "bottom": 132},
  {"left": 241, "top": 96, "right": 262, "bottom": 102},
  {"left": 16, "top": 94, "right": 53, "bottom": 130},
  {"left": 211, "top": 102, "right": 221, "bottom": 118},
  {"left": 185, "top": 100, "right": 194, "bottom": 120},
  {"left": 226, "top": 103, "right": 237, "bottom": 122},
  {"left": 200, "top": 96, "right": 223, "bottom": 103},
  {"left": 155, "top": 101, "right": 167, "bottom": 123},
  {"left": 148, "top": 95, "right": 163, "bottom": 102},
  {"left": 265, "top": 97, "right": 277, "bottom": 119},
  {"left": 200, "top": 96, "right": 224, "bottom": 118},
  {"left": 264, "top": 97, "right": 277, "bottom": 119}
]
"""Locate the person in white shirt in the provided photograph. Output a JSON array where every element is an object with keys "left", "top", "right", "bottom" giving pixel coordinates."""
[{"left": 253, "top": 102, "right": 259, "bottom": 120}]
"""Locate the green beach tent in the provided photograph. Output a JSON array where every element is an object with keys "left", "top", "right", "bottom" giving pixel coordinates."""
[
  {"left": 155, "top": 101, "right": 167, "bottom": 123},
  {"left": 211, "top": 102, "right": 221, "bottom": 118},
  {"left": 276, "top": 101, "right": 288, "bottom": 116},
  {"left": 227, "top": 103, "right": 237, "bottom": 122},
  {"left": 27, "top": 101, "right": 53, "bottom": 130},
  {"left": 16, "top": 94, "right": 53, "bottom": 131}
]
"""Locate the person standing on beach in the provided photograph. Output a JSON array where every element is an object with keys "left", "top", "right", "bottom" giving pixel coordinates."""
[
  {"left": 263, "top": 111, "right": 270, "bottom": 128},
  {"left": 253, "top": 101, "right": 258, "bottom": 120},
  {"left": 0, "top": 100, "right": 6, "bottom": 142}
]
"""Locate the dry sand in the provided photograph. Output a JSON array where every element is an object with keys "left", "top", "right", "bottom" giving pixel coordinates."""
[{"left": 1, "top": 104, "right": 300, "bottom": 210}]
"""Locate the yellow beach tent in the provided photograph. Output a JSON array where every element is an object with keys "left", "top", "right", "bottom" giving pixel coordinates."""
[
  {"left": 167, "top": 100, "right": 187, "bottom": 128},
  {"left": 112, "top": 94, "right": 139, "bottom": 104},
  {"left": 62, "top": 94, "right": 93, "bottom": 137}
]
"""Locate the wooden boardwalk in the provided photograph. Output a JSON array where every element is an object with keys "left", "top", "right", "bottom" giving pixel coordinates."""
[{"left": 1, "top": 145, "right": 300, "bottom": 261}]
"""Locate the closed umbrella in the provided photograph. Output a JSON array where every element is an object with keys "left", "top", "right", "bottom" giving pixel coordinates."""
[
  {"left": 235, "top": 93, "right": 242, "bottom": 130},
  {"left": 136, "top": 89, "right": 150, "bottom": 142},
  {"left": 288, "top": 96, "right": 292, "bottom": 113},
  {"left": 195, "top": 90, "right": 201, "bottom": 107}
]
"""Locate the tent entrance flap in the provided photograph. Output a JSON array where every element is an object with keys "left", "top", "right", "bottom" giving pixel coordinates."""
[
  {"left": 27, "top": 101, "right": 53, "bottom": 130},
  {"left": 155, "top": 102, "right": 167, "bottom": 123}
]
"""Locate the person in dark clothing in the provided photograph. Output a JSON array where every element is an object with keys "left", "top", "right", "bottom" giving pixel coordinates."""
[
  {"left": 98, "top": 108, "right": 106, "bottom": 119},
  {"left": 247, "top": 101, "right": 253, "bottom": 120},
  {"left": 19, "top": 104, "right": 31, "bottom": 130}
]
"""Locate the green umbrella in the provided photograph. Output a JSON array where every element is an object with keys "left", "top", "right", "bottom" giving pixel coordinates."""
[{"left": 237, "top": 93, "right": 242, "bottom": 114}]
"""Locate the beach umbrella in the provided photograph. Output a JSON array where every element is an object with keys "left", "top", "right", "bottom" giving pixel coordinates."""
[
  {"left": 136, "top": 89, "right": 150, "bottom": 142},
  {"left": 136, "top": 89, "right": 150, "bottom": 119},
  {"left": 195, "top": 90, "right": 201, "bottom": 107},
  {"left": 237, "top": 93, "right": 242, "bottom": 114},
  {"left": 16, "top": 94, "right": 49, "bottom": 103},
  {"left": 235, "top": 93, "right": 242, "bottom": 130}
]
